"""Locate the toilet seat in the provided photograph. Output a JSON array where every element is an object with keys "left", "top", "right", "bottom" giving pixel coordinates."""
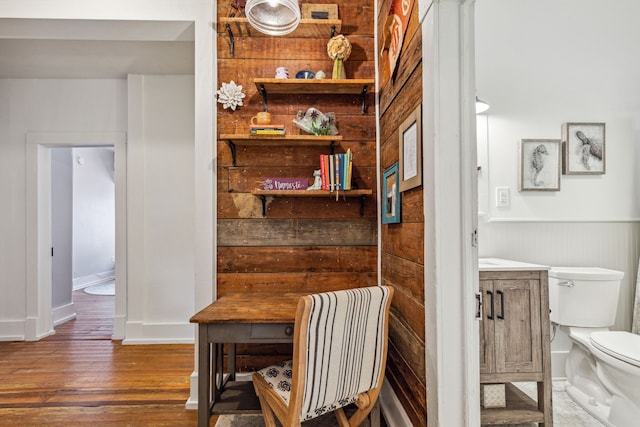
[{"left": 590, "top": 331, "right": 640, "bottom": 368}]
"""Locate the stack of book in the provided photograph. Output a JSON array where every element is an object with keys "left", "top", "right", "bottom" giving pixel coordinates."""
[
  {"left": 319, "top": 148, "right": 353, "bottom": 191},
  {"left": 250, "top": 124, "right": 286, "bottom": 135}
]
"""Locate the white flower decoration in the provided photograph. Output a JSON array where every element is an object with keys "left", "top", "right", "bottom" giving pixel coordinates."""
[{"left": 216, "top": 80, "right": 246, "bottom": 111}]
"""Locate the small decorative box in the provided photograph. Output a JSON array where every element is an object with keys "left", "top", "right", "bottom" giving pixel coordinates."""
[{"left": 481, "top": 383, "right": 506, "bottom": 408}]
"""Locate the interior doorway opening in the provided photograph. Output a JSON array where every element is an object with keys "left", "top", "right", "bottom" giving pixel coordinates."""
[{"left": 26, "top": 132, "right": 127, "bottom": 341}]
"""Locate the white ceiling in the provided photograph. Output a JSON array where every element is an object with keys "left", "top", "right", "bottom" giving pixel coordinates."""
[{"left": 0, "top": 18, "right": 195, "bottom": 79}]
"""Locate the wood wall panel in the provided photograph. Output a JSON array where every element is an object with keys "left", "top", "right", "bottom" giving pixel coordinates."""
[
  {"left": 378, "top": 0, "right": 427, "bottom": 424},
  {"left": 216, "top": 6, "right": 378, "bottom": 388}
]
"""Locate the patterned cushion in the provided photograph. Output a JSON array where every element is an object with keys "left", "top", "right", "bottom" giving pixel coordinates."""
[{"left": 256, "top": 360, "right": 358, "bottom": 420}]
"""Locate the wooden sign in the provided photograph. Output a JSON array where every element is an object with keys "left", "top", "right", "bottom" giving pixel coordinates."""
[{"left": 380, "top": 0, "right": 415, "bottom": 88}]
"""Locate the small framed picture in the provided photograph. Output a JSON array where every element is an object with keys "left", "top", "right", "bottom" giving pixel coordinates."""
[
  {"left": 562, "top": 122, "right": 605, "bottom": 175},
  {"left": 382, "top": 162, "right": 401, "bottom": 224},
  {"left": 518, "top": 139, "right": 561, "bottom": 191},
  {"left": 398, "top": 104, "right": 422, "bottom": 192}
]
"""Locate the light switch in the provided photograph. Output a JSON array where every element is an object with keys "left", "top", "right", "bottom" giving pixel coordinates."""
[{"left": 496, "top": 187, "right": 509, "bottom": 208}]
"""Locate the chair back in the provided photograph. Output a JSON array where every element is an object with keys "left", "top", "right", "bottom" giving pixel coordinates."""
[{"left": 294, "top": 286, "right": 393, "bottom": 421}]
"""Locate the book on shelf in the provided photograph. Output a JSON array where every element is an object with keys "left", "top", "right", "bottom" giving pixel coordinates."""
[
  {"left": 319, "top": 148, "right": 353, "bottom": 192},
  {"left": 250, "top": 124, "right": 286, "bottom": 135}
]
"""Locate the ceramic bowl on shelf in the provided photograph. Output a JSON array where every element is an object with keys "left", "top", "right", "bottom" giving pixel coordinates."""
[{"left": 295, "top": 69, "right": 315, "bottom": 79}]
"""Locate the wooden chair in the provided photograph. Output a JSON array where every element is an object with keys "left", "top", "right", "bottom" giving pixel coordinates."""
[{"left": 252, "top": 286, "right": 394, "bottom": 427}]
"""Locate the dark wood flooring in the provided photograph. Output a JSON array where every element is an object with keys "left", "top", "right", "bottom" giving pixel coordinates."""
[{"left": 0, "top": 289, "right": 214, "bottom": 426}]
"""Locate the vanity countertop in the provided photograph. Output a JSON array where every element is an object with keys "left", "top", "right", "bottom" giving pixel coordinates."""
[{"left": 479, "top": 258, "right": 550, "bottom": 272}]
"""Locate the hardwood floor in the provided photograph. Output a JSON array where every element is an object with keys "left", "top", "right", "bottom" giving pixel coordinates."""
[{"left": 0, "top": 289, "right": 215, "bottom": 426}]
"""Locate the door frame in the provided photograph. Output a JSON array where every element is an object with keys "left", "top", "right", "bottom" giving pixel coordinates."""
[{"left": 25, "top": 132, "right": 127, "bottom": 341}]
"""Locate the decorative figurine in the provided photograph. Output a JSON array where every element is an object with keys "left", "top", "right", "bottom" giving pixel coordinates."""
[
  {"left": 327, "top": 34, "right": 352, "bottom": 79},
  {"left": 307, "top": 169, "right": 323, "bottom": 190},
  {"left": 275, "top": 67, "right": 289, "bottom": 79},
  {"left": 216, "top": 80, "right": 245, "bottom": 111}
]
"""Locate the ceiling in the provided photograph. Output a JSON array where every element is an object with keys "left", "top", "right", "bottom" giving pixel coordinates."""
[{"left": 0, "top": 18, "right": 195, "bottom": 79}]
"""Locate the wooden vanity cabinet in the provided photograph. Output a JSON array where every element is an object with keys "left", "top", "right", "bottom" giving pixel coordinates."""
[{"left": 479, "top": 269, "right": 553, "bottom": 426}]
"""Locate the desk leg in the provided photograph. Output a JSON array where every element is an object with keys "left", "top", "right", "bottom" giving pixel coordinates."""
[
  {"left": 198, "top": 325, "right": 211, "bottom": 427},
  {"left": 229, "top": 343, "right": 236, "bottom": 381}
]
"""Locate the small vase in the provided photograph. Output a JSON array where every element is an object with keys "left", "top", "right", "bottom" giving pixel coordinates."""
[{"left": 332, "top": 58, "right": 346, "bottom": 79}]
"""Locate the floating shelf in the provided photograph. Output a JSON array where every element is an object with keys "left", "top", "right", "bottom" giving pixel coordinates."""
[
  {"left": 251, "top": 189, "right": 372, "bottom": 217},
  {"left": 253, "top": 78, "right": 375, "bottom": 115},
  {"left": 220, "top": 134, "right": 343, "bottom": 166}
]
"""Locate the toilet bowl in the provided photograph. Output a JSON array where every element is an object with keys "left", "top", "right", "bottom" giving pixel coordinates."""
[{"left": 549, "top": 266, "right": 640, "bottom": 427}]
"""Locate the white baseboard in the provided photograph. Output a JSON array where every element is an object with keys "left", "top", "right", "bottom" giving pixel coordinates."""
[
  {"left": 112, "top": 314, "right": 126, "bottom": 340},
  {"left": 73, "top": 270, "right": 115, "bottom": 291},
  {"left": 379, "top": 379, "right": 413, "bottom": 427},
  {"left": 122, "top": 321, "right": 195, "bottom": 344},
  {"left": 0, "top": 319, "right": 27, "bottom": 341},
  {"left": 52, "top": 302, "right": 76, "bottom": 326}
]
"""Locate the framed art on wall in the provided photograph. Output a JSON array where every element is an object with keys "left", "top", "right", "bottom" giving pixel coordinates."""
[
  {"left": 399, "top": 104, "right": 422, "bottom": 192},
  {"left": 518, "top": 139, "right": 561, "bottom": 191},
  {"left": 562, "top": 122, "right": 605, "bottom": 175},
  {"left": 382, "top": 162, "right": 401, "bottom": 224}
]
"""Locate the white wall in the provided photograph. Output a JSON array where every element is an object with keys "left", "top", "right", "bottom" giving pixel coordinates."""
[
  {"left": 72, "top": 147, "right": 116, "bottom": 285},
  {"left": 476, "top": 0, "right": 640, "bottom": 377},
  {"left": 0, "top": 0, "right": 215, "bottom": 344},
  {"left": 0, "top": 79, "right": 126, "bottom": 339},
  {"left": 51, "top": 148, "right": 74, "bottom": 316},
  {"left": 125, "top": 74, "right": 195, "bottom": 343}
]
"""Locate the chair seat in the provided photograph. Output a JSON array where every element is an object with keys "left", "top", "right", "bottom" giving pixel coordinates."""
[{"left": 256, "top": 360, "right": 358, "bottom": 421}]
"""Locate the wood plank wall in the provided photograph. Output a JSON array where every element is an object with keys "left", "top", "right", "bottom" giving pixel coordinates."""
[
  {"left": 377, "top": 0, "right": 426, "bottom": 425},
  {"left": 216, "top": 0, "right": 377, "bottom": 372}
]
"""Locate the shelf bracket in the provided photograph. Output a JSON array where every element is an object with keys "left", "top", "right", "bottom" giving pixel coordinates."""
[
  {"left": 225, "top": 23, "right": 235, "bottom": 58},
  {"left": 225, "top": 140, "right": 237, "bottom": 167},
  {"left": 259, "top": 195, "right": 267, "bottom": 217},
  {"left": 360, "top": 86, "right": 368, "bottom": 115},
  {"left": 359, "top": 196, "right": 366, "bottom": 216},
  {"left": 330, "top": 140, "right": 336, "bottom": 155},
  {"left": 331, "top": 25, "right": 336, "bottom": 38},
  {"left": 258, "top": 84, "right": 268, "bottom": 112}
]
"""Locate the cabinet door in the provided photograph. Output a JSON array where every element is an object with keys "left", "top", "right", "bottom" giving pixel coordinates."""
[
  {"left": 493, "top": 279, "right": 542, "bottom": 374},
  {"left": 479, "top": 280, "right": 495, "bottom": 374}
]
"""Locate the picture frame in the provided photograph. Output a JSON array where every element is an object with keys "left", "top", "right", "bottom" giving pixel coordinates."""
[
  {"left": 399, "top": 104, "right": 422, "bottom": 192},
  {"left": 382, "top": 162, "right": 401, "bottom": 224},
  {"left": 518, "top": 139, "right": 561, "bottom": 191},
  {"left": 562, "top": 122, "right": 605, "bottom": 175}
]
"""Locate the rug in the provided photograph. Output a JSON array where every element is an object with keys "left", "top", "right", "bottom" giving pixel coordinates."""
[
  {"left": 215, "top": 413, "right": 371, "bottom": 427},
  {"left": 83, "top": 281, "right": 115, "bottom": 296}
]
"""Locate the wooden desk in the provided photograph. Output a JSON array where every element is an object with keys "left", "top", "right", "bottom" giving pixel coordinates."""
[
  {"left": 190, "top": 292, "right": 382, "bottom": 427},
  {"left": 190, "top": 293, "right": 300, "bottom": 427}
]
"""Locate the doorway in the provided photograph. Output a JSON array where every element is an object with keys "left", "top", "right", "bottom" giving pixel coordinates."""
[
  {"left": 51, "top": 146, "right": 116, "bottom": 338},
  {"left": 25, "top": 132, "right": 127, "bottom": 341}
]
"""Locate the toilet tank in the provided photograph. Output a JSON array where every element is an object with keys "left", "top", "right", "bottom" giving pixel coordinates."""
[{"left": 549, "top": 267, "right": 624, "bottom": 327}]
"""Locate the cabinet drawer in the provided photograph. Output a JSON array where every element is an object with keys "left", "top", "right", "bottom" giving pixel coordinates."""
[{"left": 250, "top": 324, "right": 294, "bottom": 339}]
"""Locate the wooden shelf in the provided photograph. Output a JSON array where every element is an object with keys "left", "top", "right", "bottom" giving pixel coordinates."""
[
  {"left": 221, "top": 134, "right": 343, "bottom": 166},
  {"left": 253, "top": 78, "right": 375, "bottom": 95},
  {"left": 254, "top": 78, "right": 375, "bottom": 114},
  {"left": 251, "top": 189, "right": 372, "bottom": 197},
  {"left": 480, "top": 383, "right": 544, "bottom": 426},
  {"left": 251, "top": 189, "right": 372, "bottom": 217},
  {"left": 221, "top": 134, "right": 342, "bottom": 146},
  {"left": 219, "top": 17, "right": 341, "bottom": 39}
]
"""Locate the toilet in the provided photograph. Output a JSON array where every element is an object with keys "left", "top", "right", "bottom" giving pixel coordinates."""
[{"left": 549, "top": 266, "right": 640, "bottom": 427}]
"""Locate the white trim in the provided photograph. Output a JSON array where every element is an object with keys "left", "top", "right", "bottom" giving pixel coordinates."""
[
  {"left": 379, "top": 380, "right": 413, "bottom": 427},
  {"left": 123, "top": 321, "right": 194, "bottom": 345},
  {"left": 487, "top": 217, "right": 640, "bottom": 223},
  {"left": 25, "top": 131, "right": 127, "bottom": 341},
  {"left": 52, "top": 301, "right": 76, "bottom": 326},
  {"left": 72, "top": 270, "right": 115, "bottom": 291},
  {"left": 0, "top": 320, "right": 29, "bottom": 341},
  {"left": 423, "top": 1, "right": 479, "bottom": 425}
]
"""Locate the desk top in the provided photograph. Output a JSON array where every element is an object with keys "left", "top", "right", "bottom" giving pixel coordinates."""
[{"left": 190, "top": 293, "right": 305, "bottom": 324}]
